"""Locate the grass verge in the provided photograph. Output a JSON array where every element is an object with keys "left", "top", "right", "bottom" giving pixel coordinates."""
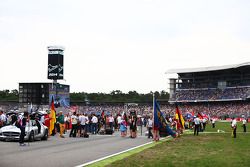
[
  {"left": 87, "top": 138, "right": 173, "bottom": 167},
  {"left": 88, "top": 122, "right": 250, "bottom": 167}
]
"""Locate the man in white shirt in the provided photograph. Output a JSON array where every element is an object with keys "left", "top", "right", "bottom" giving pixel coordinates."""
[
  {"left": 64, "top": 114, "right": 70, "bottom": 130},
  {"left": 109, "top": 115, "right": 114, "bottom": 131},
  {"left": 91, "top": 114, "right": 98, "bottom": 134},
  {"left": 79, "top": 113, "right": 87, "bottom": 136},
  {"left": 202, "top": 118, "right": 207, "bottom": 131},
  {"left": 194, "top": 116, "right": 200, "bottom": 136},
  {"left": 231, "top": 118, "right": 237, "bottom": 138},
  {"left": 0, "top": 110, "right": 7, "bottom": 127},
  {"left": 147, "top": 116, "right": 153, "bottom": 139},
  {"left": 84, "top": 114, "right": 90, "bottom": 133},
  {"left": 242, "top": 118, "right": 247, "bottom": 133},
  {"left": 212, "top": 118, "right": 216, "bottom": 128},
  {"left": 69, "top": 112, "right": 78, "bottom": 137},
  {"left": 117, "top": 115, "right": 122, "bottom": 130}
]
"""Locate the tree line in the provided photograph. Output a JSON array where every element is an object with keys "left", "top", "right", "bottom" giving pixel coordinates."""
[
  {"left": 70, "top": 90, "right": 169, "bottom": 103},
  {"left": 0, "top": 89, "right": 169, "bottom": 103},
  {"left": 0, "top": 89, "right": 19, "bottom": 101}
]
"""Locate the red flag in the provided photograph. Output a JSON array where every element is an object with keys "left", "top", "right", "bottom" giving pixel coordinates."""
[
  {"left": 101, "top": 110, "right": 105, "bottom": 119},
  {"left": 191, "top": 111, "right": 195, "bottom": 117},
  {"left": 123, "top": 112, "right": 128, "bottom": 125},
  {"left": 198, "top": 112, "right": 203, "bottom": 119},
  {"left": 203, "top": 114, "right": 209, "bottom": 119}
]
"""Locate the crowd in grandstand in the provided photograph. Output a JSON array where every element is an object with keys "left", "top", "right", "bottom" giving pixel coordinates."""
[
  {"left": 172, "top": 87, "right": 250, "bottom": 101},
  {"left": 1, "top": 102, "right": 250, "bottom": 123},
  {"left": 77, "top": 103, "right": 250, "bottom": 119}
]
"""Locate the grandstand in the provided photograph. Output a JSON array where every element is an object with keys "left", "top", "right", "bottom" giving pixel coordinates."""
[
  {"left": 166, "top": 62, "right": 250, "bottom": 102},
  {"left": 165, "top": 62, "right": 250, "bottom": 119}
]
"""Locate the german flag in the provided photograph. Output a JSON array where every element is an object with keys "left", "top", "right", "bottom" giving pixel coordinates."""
[
  {"left": 175, "top": 104, "right": 185, "bottom": 129},
  {"left": 49, "top": 97, "right": 56, "bottom": 135}
]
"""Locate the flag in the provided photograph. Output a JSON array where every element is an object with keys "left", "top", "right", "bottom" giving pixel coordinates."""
[
  {"left": 101, "top": 110, "right": 106, "bottom": 123},
  {"left": 198, "top": 112, "right": 203, "bottom": 119},
  {"left": 185, "top": 112, "right": 193, "bottom": 119},
  {"left": 28, "top": 102, "right": 33, "bottom": 114},
  {"left": 175, "top": 104, "right": 185, "bottom": 129},
  {"left": 49, "top": 96, "right": 56, "bottom": 135},
  {"left": 101, "top": 110, "right": 105, "bottom": 119},
  {"left": 122, "top": 111, "right": 128, "bottom": 126},
  {"left": 203, "top": 114, "right": 209, "bottom": 119},
  {"left": 154, "top": 99, "right": 176, "bottom": 137}
]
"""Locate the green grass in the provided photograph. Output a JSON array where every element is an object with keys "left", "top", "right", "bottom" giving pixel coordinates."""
[
  {"left": 88, "top": 122, "right": 250, "bottom": 167},
  {"left": 87, "top": 139, "right": 171, "bottom": 167},
  {"left": 205, "top": 121, "right": 242, "bottom": 133}
]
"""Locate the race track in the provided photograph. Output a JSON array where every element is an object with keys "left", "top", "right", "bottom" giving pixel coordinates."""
[{"left": 0, "top": 128, "right": 150, "bottom": 167}]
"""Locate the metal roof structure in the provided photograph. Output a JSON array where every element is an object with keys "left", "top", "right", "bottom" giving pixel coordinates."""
[
  {"left": 47, "top": 46, "right": 65, "bottom": 51},
  {"left": 166, "top": 62, "right": 250, "bottom": 74}
]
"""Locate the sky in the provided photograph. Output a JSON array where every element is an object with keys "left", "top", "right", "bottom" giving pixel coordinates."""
[{"left": 1, "top": 0, "right": 250, "bottom": 93}]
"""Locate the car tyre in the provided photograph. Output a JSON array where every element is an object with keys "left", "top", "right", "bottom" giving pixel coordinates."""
[
  {"left": 42, "top": 129, "right": 48, "bottom": 140},
  {"left": 29, "top": 131, "right": 35, "bottom": 142}
]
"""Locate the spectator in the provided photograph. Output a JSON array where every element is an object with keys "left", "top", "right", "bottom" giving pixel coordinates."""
[
  {"left": 91, "top": 114, "right": 98, "bottom": 134},
  {"left": 117, "top": 114, "right": 122, "bottom": 130},
  {"left": 242, "top": 118, "right": 247, "bottom": 132},
  {"left": 231, "top": 117, "right": 237, "bottom": 138},
  {"left": 57, "top": 111, "right": 65, "bottom": 138},
  {"left": 120, "top": 118, "right": 127, "bottom": 137},
  {"left": 212, "top": 118, "right": 216, "bottom": 128},
  {"left": 108, "top": 115, "right": 114, "bottom": 131},
  {"left": 79, "top": 113, "right": 87, "bottom": 136},
  {"left": 69, "top": 112, "right": 78, "bottom": 137},
  {"left": 194, "top": 116, "right": 200, "bottom": 136},
  {"left": 17, "top": 112, "right": 28, "bottom": 146},
  {"left": 147, "top": 116, "right": 153, "bottom": 139},
  {"left": 0, "top": 110, "right": 7, "bottom": 128}
]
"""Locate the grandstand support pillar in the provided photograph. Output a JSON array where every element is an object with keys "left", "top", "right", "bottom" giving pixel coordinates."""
[
  {"left": 169, "top": 78, "right": 176, "bottom": 100},
  {"left": 52, "top": 79, "right": 58, "bottom": 104}
]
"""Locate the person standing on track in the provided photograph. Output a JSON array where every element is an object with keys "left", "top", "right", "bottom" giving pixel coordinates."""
[
  {"left": 212, "top": 118, "right": 216, "bottom": 128},
  {"left": 91, "top": 114, "right": 98, "bottom": 134},
  {"left": 120, "top": 118, "right": 127, "bottom": 137},
  {"left": 57, "top": 111, "right": 65, "bottom": 138},
  {"left": 231, "top": 117, "right": 237, "bottom": 138},
  {"left": 16, "top": 112, "right": 28, "bottom": 146},
  {"left": 147, "top": 116, "right": 153, "bottom": 139},
  {"left": 69, "top": 112, "right": 78, "bottom": 137},
  {"left": 242, "top": 117, "right": 247, "bottom": 133},
  {"left": 108, "top": 114, "right": 114, "bottom": 131},
  {"left": 0, "top": 110, "right": 7, "bottom": 128},
  {"left": 194, "top": 116, "right": 200, "bottom": 136}
]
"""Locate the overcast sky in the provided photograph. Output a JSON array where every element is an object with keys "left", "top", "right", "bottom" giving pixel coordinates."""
[{"left": 1, "top": 0, "right": 250, "bottom": 93}]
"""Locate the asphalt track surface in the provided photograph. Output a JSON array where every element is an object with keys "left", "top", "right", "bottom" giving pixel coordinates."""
[{"left": 0, "top": 128, "right": 150, "bottom": 167}]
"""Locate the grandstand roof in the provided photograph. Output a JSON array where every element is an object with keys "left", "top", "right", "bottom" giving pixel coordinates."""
[{"left": 166, "top": 62, "right": 250, "bottom": 74}]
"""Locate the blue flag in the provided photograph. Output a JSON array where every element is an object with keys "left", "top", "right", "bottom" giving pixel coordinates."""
[{"left": 154, "top": 99, "right": 176, "bottom": 138}]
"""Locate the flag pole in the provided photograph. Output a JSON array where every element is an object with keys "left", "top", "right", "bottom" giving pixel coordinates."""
[
  {"left": 152, "top": 93, "right": 155, "bottom": 141},
  {"left": 153, "top": 93, "right": 155, "bottom": 124},
  {"left": 27, "top": 106, "right": 31, "bottom": 146}
]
